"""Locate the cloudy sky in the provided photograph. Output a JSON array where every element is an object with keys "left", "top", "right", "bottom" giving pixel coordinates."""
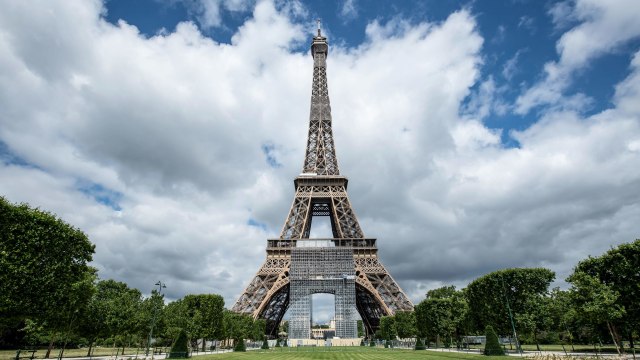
[{"left": 1, "top": 0, "right": 640, "bottom": 323}]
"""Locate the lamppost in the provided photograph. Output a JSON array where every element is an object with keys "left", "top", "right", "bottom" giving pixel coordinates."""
[
  {"left": 146, "top": 281, "right": 166, "bottom": 359},
  {"left": 500, "top": 277, "right": 522, "bottom": 356}
]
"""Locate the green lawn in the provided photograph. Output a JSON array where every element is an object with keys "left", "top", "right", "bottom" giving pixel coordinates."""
[
  {"left": 197, "top": 348, "right": 502, "bottom": 360},
  {"left": 0, "top": 348, "right": 144, "bottom": 360}
]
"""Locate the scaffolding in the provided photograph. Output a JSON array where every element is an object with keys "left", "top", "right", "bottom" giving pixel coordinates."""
[{"left": 288, "top": 245, "right": 358, "bottom": 339}]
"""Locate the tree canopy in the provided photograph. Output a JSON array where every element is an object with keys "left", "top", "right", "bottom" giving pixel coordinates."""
[{"left": 0, "top": 197, "right": 95, "bottom": 336}]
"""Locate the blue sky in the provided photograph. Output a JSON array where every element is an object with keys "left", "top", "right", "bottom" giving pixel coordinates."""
[
  {"left": 2, "top": 0, "right": 640, "bottom": 323},
  {"left": 102, "top": 0, "right": 639, "bottom": 146}
]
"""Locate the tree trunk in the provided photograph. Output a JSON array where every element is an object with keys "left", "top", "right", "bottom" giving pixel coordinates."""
[
  {"left": 45, "top": 337, "right": 55, "bottom": 359},
  {"left": 611, "top": 323, "right": 624, "bottom": 354},
  {"left": 202, "top": 338, "right": 206, "bottom": 351},
  {"left": 606, "top": 321, "right": 621, "bottom": 355},
  {"left": 86, "top": 342, "right": 93, "bottom": 357},
  {"left": 534, "top": 329, "right": 541, "bottom": 352},
  {"left": 630, "top": 332, "right": 636, "bottom": 360}
]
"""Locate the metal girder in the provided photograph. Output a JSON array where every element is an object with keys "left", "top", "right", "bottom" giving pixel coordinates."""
[{"left": 232, "top": 28, "right": 413, "bottom": 337}]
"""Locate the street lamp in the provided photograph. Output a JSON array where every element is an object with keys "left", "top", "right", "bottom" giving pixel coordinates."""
[
  {"left": 500, "top": 277, "right": 522, "bottom": 356},
  {"left": 146, "top": 281, "right": 166, "bottom": 358}
]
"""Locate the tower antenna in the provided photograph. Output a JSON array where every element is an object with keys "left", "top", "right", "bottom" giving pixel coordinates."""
[{"left": 316, "top": 18, "right": 321, "bottom": 36}]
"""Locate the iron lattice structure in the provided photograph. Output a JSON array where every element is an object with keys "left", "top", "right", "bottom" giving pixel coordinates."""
[
  {"left": 288, "top": 245, "right": 357, "bottom": 338},
  {"left": 232, "top": 28, "right": 413, "bottom": 337}
]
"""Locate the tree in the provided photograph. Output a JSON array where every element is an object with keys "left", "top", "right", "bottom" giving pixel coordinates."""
[
  {"left": 0, "top": 197, "right": 95, "bottom": 342},
  {"left": 394, "top": 311, "right": 416, "bottom": 339},
  {"left": 91, "top": 280, "right": 144, "bottom": 352},
  {"left": 141, "top": 289, "right": 166, "bottom": 351},
  {"left": 483, "top": 325, "right": 505, "bottom": 356},
  {"left": 168, "top": 329, "right": 189, "bottom": 358},
  {"left": 465, "top": 268, "right": 555, "bottom": 336},
  {"left": 415, "top": 286, "right": 468, "bottom": 348},
  {"left": 573, "top": 239, "right": 640, "bottom": 351},
  {"left": 567, "top": 271, "right": 625, "bottom": 354},
  {"left": 163, "top": 299, "right": 188, "bottom": 343},
  {"left": 515, "top": 295, "right": 551, "bottom": 351},
  {"left": 222, "top": 310, "right": 254, "bottom": 345},
  {"left": 379, "top": 316, "right": 396, "bottom": 341},
  {"left": 182, "top": 294, "right": 224, "bottom": 350},
  {"left": 414, "top": 301, "right": 429, "bottom": 342}
]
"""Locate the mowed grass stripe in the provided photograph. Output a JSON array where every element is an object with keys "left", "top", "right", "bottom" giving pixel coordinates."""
[{"left": 196, "top": 347, "right": 504, "bottom": 360}]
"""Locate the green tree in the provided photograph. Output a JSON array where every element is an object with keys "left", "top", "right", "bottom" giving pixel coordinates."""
[
  {"left": 222, "top": 310, "right": 254, "bottom": 345},
  {"left": 573, "top": 239, "right": 640, "bottom": 350},
  {"left": 416, "top": 286, "right": 468, "bottom": 348},
  {"left": 483, "top": 325, "right": 505, "bottom": 356},
  {"left": 379, "top": 316, "right": 396, "bottom": 341},
  {"left": 92, "top": 280, "right": 144, "bottom": 352},
  {"left": 465, "top": 268, "right": 555, "bottom": 336},
  {"left": 168, "top": 329, "right": 189, "bottom": 358},
  {"left": 567, "top": 271, "right": 625, "bottom": 354},
  {"left": 414, "top": 301, "right": 429, "bottom": 342},
  {"left": 182, "top": 294, "right": 224, "bottom": 350},
  {"left": 141, "top": 290, "right": 166, "bottom": 351},
  {"left": 394, "top": 311, "right": 416, "bottom": 339},
  {"left": 0, "top": 198, "right": 95, "bottom": 343},
  {"left": 163, "top": 299, "right": 188, "bottom": 343},
  {"left": 515, "top": 295, "right": 551, "bottom": 351}
]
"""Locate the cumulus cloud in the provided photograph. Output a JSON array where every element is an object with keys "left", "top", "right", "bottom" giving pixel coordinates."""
[
  {"left": 516, "top": 0, "right": 640, "bottom": 114},
  {"left": 1, "top": 0, "right": 640, "bottom": 323}
]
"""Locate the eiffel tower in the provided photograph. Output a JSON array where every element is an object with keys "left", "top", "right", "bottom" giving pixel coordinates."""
[{"left": 232, "top": 24, "right": 413, "bottom": 338}]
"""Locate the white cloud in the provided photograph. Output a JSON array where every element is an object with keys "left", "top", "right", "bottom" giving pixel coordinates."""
[
  {"left": 1, "top": 0, "right": 640, "bottom": 317},
  {"left": 180, "top": 0, "right": 254, "bottom": 29},
  {"left": 516, "top": 0, "right": 640, "bottom": 114},
  {"left": 339, "top": 0, "right": 358, "bottom": 22}
]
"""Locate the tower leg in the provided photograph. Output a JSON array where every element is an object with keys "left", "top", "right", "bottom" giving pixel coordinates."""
[{"left": 289, "top": 284, "right": 311, "bottom": 339}]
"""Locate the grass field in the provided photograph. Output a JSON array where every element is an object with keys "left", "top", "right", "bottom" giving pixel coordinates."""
[
  {"left": 198, "top": 348, "right": 503, "bottom": 360},
  {"left": 1, "top": 347, "right": 502, "bottom": 360},
  {"left": 0, "top": 348, "right": 144, "bottom": 360},
  {"left": 3, "top": 345, "right": 625, "bottom": 360}
]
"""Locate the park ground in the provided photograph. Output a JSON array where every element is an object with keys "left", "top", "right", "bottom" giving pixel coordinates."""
[{"left": 2, "top": 346, "right": 631, "bottom": 360}]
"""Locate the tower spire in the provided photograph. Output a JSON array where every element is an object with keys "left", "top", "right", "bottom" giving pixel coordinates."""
[{"left": 304, "top": 22, "right": 337, "bottom": 175}]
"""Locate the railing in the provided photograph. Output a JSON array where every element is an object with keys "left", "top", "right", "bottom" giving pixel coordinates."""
[{"left": 267, "top": 238, "right": 377, "bottom": 249}]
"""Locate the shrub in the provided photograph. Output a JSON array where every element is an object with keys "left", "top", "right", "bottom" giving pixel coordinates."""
[
  {"left": 360, "top": 339, "right": 365, "bottom": 346},
  {"left": 233, "top": 339, "right": 246, "bottom": 352},
  {"left": 275, "top": 338, "right": 281, "bottom": 347},
  {"left": 415, "top": 338, "right": 426, "bottom": 350},
  {"left": 484, "top": 325, "right": 505, "bottom": 356},
  {"left": 261, "top": 338, "right": 269, "bottom": 349},
  {"left": 168, "top": 329, "right": 189, "bottom": 358},
  {"left": 369, "top": 339, "right": 376, "bottom": 347}
]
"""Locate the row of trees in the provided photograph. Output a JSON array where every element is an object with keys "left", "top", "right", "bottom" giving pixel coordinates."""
[
  {"left": 378, "top": 239, "right": 639, "bottom": 355},
  {"left": 1, "top": 197, "right": 268, "bottom": 352}
]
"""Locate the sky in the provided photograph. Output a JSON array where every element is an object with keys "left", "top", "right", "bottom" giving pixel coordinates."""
[{"left": 1, "top": 0, "right": 640, "bottom": 324}]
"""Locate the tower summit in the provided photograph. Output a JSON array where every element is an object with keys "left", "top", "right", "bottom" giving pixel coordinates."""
[{"left": 232, "top": 27, "right": 413, "bottom": 338}]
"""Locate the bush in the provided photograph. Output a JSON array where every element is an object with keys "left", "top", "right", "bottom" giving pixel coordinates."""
[
  {"left": 283, "top": 339, "right": 288, "bottom": 347},
  {"left": 360, "top": 339, "right": 365, "bottom": 346},
  {"left": 233, "top": 339, "right": 246, "bottom": 352},
  {"left": 168, "top": 329, "right": 189, "bottom": 358},
  {"left": 261, "top": 338, "right": 269, "bottom": 349},
  {"left": 369, "top": 339, "right": 376, "bottom": 347},
  {"left": 275, "top": 338, "right": 281, "bottom": 347},
  {"left": 415, "top": 338, "right": 426, "bottom": 350},
  {"left": 483, "top": 325, "right": 505, "bottom": 356}
]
